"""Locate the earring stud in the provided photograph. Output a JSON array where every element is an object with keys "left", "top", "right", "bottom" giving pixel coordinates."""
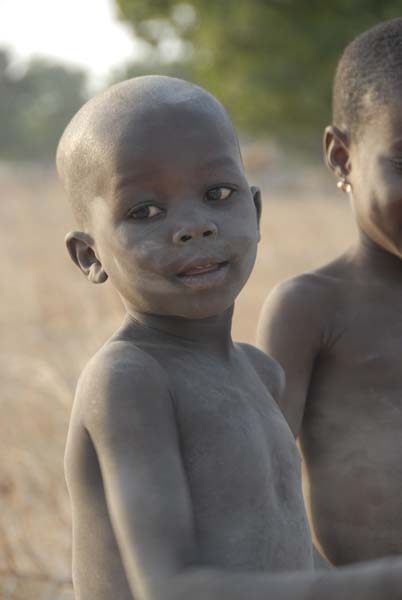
[{"left": 336, "top": 177, "right": 351, "bottom": 193}]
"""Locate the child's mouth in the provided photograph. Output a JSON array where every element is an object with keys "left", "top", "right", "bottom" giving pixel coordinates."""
[
  {"left": 179, "top": 261, "right": 227, "bottom": 276},
  {"left": 176, "top": 260, "right": 229, "bottom": 289}
]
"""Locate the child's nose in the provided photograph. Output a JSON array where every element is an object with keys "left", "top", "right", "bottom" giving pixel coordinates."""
[{"left": 173, "top": 221, "right": 218, "bottom": 244}]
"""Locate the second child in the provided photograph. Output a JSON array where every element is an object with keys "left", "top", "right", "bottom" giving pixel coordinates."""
[{"left": 258, "top": 17, "right": 402, "bottom": 566}]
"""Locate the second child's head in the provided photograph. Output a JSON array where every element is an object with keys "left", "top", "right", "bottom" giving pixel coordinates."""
[
  {"left": 57, "top": 76, "right": 261, "bottom": 320},
  {"left": 325, "top": 18, "right": 402, "bottom": 258}
]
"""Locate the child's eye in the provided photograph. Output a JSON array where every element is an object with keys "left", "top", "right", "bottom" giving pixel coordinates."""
[
  {"left": 206, "top": 187, "right": 234, "bottom": 202},
  {"left": 129, "top": 205, "right": 163, "bottom": 220}
]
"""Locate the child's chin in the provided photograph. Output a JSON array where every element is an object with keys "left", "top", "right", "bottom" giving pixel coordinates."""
[{"left": 174, "top": 298, "right": 234, "bottom": 320}]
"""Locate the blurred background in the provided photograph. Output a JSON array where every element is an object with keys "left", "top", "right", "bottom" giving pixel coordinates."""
[{"left": 1, "top": 1, "right": 401, "bottom": 598}]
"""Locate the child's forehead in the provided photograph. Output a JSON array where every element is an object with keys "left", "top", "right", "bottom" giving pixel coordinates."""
[
  {"left": 357, "top": 94, "right": 402, "bottom": 144},
  {"left": 97, "top": 101, "right": 242, "bottom": 180},
  {"left": 105, "top": 99, "right": 237, "bottom": 150}
]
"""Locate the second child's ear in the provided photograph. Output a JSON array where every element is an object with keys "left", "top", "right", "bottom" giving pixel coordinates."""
[
  {"left": 65, "top": 231, "right": 108, "bottom": 284},
  {"left": 323, "top": 125, "right": 351, "bottom": 178},
  {"left": 250, "top": 186, "right": 262, "bottom": 239}
]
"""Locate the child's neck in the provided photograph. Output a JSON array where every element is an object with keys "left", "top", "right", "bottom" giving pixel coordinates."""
[
  {"left": 350, "top": 230, "right": 402, "bottom": 284},
  {"left": 124, "top": 306, "right": 235, "bottom": 356}
]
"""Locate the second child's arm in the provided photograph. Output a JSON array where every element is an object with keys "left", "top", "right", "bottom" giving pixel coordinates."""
[
  {"left": 257, "top": 275, "right": 328, "bottom": 437},
  {"left": 79, "top": 341, "right": 402, "bottom": 600}
]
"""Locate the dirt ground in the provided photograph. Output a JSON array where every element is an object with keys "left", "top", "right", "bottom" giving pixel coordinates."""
[{"left": 0, "top": 151, "right": 355, "bottom": 598}]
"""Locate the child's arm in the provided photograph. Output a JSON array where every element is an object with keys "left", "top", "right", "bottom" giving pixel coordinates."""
[
  {"left": 257, "top": 275, "right": 327, "bottom": 437},
  {"left": 79, "top": 341, "right": 402, "bottom": 600}
]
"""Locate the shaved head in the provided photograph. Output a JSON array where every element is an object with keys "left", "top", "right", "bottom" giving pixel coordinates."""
[
  {"left": 333, "top": 17, "right": 402, "bottom": 139},
  {"left": 56, "top": 76, "right": 239, "bottom": 226}
]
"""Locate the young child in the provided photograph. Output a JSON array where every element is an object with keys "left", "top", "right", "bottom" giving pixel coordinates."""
[
  {"left": 58, "top": 75, "right": 402, "bottom": 600},
  {"left": 258, "top": 17, "right": 402, "bottom": 567}
]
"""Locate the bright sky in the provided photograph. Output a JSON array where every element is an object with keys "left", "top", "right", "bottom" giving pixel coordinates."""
[{"left": 0, "top": 0, "right": 144, "bottom": 85}]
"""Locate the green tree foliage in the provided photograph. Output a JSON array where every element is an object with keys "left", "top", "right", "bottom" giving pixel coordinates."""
[
  {"left": 0, "top": 50, "right": 88, "bottom": 160},
  {"left": 115, "top": 0, "right": 402, "bottom": 147}
]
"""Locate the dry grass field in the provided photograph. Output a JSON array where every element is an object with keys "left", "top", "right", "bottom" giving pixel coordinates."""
[{"left": 0, "top": 149, "right": 356, "bottom": 599}]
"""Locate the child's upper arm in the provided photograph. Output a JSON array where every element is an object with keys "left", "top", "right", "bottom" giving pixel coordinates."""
[
  {"left": 76, "top": 342, "right": 197, "bottom": 600},
  {"left": 257, "top": 275, "right": 326, "bottom": 437}
]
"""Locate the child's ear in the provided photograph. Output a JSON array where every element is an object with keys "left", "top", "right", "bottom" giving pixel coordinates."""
[
  {"left": 65, "top": 231, "right": 108, "bottom": 284},
  {"left": 250, "top": 186, "right": 262, "bottom": 240},
  {"left": 323, "top": 125, "right": 351, "bottom": 178}
]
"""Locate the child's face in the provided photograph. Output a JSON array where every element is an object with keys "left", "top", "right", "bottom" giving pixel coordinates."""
[
  {"left": 87, "top": 105, "right": 260, "bottom": 319},
  {"left": 347, "top": 100, "right": 402, "bottom": 258}
]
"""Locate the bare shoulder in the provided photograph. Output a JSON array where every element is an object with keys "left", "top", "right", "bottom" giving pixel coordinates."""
[
  {"left": 259, "top": 246, "right": 365, "bottom": 337},
  {"left": 257, "top": 268, "right": 347, "bottom": 435},
  {"left": 74, "top": 339, "right": 172, "bottom": 441},
  {"left": 237, "top": 342, "right": 285, "bottom": 402},
  {"left": 264, "top": 270, "right": 338, "bottom": 315},
  {"left": 257, "top": 268, "right": 343, "bottom": 348}
]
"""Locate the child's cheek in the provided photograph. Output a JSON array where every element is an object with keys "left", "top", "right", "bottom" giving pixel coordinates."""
[{"left": 223, "top": 209, "right": 260, "bottom": 252}]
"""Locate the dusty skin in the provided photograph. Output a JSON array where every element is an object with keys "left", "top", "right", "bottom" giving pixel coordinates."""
[
  {"left": 258, "top": 102, "right": 402, "bottom": 566},
  {"left": 59, "top": 76, "right": 402, "bottom": 599}
]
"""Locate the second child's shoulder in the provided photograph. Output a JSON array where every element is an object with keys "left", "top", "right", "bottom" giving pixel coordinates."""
[
  {"left": 75, "top": 339, "right": 172, "bottom": 434},
  {"left": 257, "top": 259, "right": 352, "bottom": 352},
  {"left": 261, "top": 258, "right": 350, "bottom": 326},
  {"left": 267, "top": 270, "right": 341, "bottom": 313}
]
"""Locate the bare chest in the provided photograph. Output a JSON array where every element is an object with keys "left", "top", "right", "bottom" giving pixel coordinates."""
[
  {"left": 329, "top": 292, "right": 402, "bottom": 369},
  {"left": 309, "top": 291, "right": 402, "bottom": 418},
  {"left": 168, "top": 359, "right": 312, "bottom": 570},
  {"left": 301, "top": 287, "right": 402, "bottom": 561},
  {"left": 173, "top": 366, "right": 298, "bottom": 494}
]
